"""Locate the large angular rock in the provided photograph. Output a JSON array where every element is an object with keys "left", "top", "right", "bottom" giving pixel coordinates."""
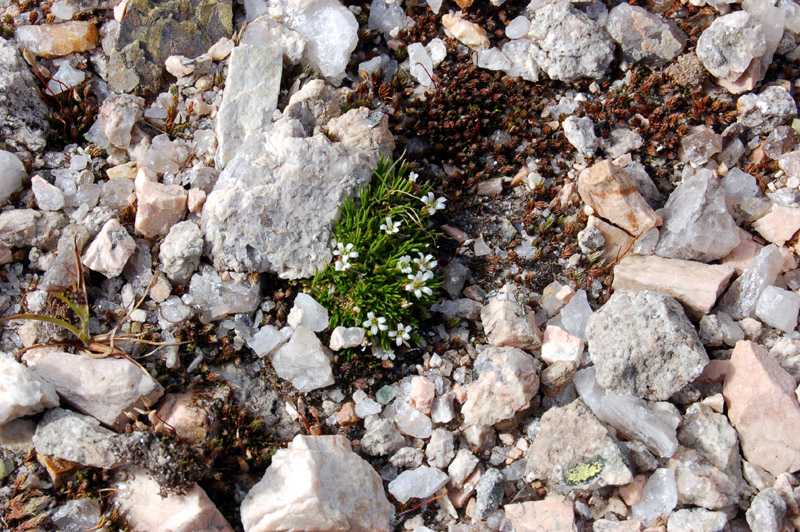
[
  {"left": 215, "top": 43, "right": 282, "bottom": 168},
  {"left": 752, "top": 205, "right": 800, "bottom": 246},
  {"left": 271, "top": 326, "right": 334, "bottom": 392},
  {"left": 461, "top": 346, "right": 539, "bottom": 428},
  {"left": 113, "top": 468, "right": 233, "bottom": 532},
  {"left": 527, "top": 1, "right": 615, "bottom": 82},
  {"left": 266, "top": 0, "right": 358, "bottom": 83},
  {"left": 723, "top": 340, "right": 800, "bottom": 475},
  {"left": 612, "top": 254, "right": 735, "bottom": 317},
  {"left": 0, "top": 352, "right": 59, "bottom": 424},
  {"left": 587, "top": 290, "right": 708, "bottom": 401},
  {"left": 578, "top": 160, "right": 661, "bottom": 236},
  {"left": 605, "top": 4, "right": 686, "bottom": 65},
  {"left": 0, "top": 40, "right": 49, "bottom": 152},
  {"left": 655, "top": 169, "right": 740, "bottom": 262},
  {"left": 32, "top": 408, "right": 119, "bottom": 469},
  {"left": 201, "top": 117, "right": 373, "bottom": 278},
  {"left": 108, "top": 0, "right": 233, "bottom": 94},
  {"left": 668, "top": 448, "right": 739, "bottom": 509},
  {"left": 33, "top": 351, "right": 164, "bottom": 430},
  {"left": 241, "top": 435, "right": 394, "bottom": 532},
  {"left": 480, "top": 284, "right": 541, "bottom": 349},
  {"left": 528, "top": 399, "right": 633, "bottom": 489},
  {"left": 696, "top": 11, "right": 770, "bottom": 93},
  {"left": 134, "top": 181, "right": 188, "bottom": 239},
  {"left": 678, "top": 402, "right": 740, "bottom": 475}
]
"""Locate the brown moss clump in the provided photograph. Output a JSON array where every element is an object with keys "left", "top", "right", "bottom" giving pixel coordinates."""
[{"left": 668, "top": 53, "right": 708, "bottom": 89}]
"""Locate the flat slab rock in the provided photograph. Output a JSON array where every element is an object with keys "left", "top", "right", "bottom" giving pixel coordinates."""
[
  {"left": 586, "top": 290, "right": 708, "bottom": 401},
  {"left": 241, "top": 434, "right": 394, "bottom": 532},
  {"left": 723, "top": 340, "right": 800, "bottom": 476},
  {"left": 202, "top": 117, "right": 374, "bottom": 278},
  {"left": 32, "top": 351, "right": 163, "bottom": 430},
  {"left": 527, "top": 399, "right": 633, "bottom": 489}
]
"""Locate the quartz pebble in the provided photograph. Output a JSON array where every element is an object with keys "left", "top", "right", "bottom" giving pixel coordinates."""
[
  {"left": 541, "top": 325, "right": 584, "bottom": 366},
  {"left": 441, "top": 14, "right": 489, "bottom": 50},
  {"left": 329, "top": 326, "right": 365, "bottom": 350},
  {"left": 563, "top": 115, "right": 599, "bottom": 156},
  {"left": 477, "top": 47, "right": 511, "bottom": 71},
  {"left": 504, "top": 495, "right": 576, "bottom": 532},
  {"left": 721, "top": 167, "right": 762, "bottom": 198},
  {"left": 31, "top": 176, "right": 65, "bottom": 211},
  {"left": 737, "top": 85, "right": 798, "bottom": 135},
  {"left": 448, "top": 449, "right": 479, "bottom": 489},
  {"left": 248, "top": 324, "right": 291, "bottom": 358},
  {"left": 15, "top": 21, "right": 99, "bottom": 58},
  {"left": 752, "top": 205, "right": 800, "bottom": 246},
  {"left": 134, "top": 181, "right": 188, "bottom": 239},
  {"left": 480, "top": 283, "right": 541, "bottom": 349},
  {"left": 394, "top": 403, "right": 432, "bottom": 439},
  {"left": 388, "top": 466, "right": 449, "bottom": 504},
  {"left": 680, "top": 126, "right": 722, "bottom": 166},
  {"left": 287, "top": 293, "right": 329, "bottom": 332},
  {"left": 558, "top": 289, "right": 593, "bottom": 341},
  {"left": 755, "top": 285, "right": 800, "bottom": 332},
  {"left": 718, "top": 244, "right": 784, "bottom": 319},
  {"left": 631, "top": 468, "right": 678, "bottom": 526},
  {"left": 0, "top": 352, "right": 59, "bottom": 424},
  {"left": 0, "top": 150, "right": 26, "bottom": 206},
  {"left": 605, "top": 4, "right": 686, "bottom": 65},
  {"left": 98, "top": 93, "right": 144, "bottom": 150},
  {"left": 271, "top": 326, "right": 334, "bottom": 393},
  {"left": 505, "top": 16, "right": 530, "bottom": 39}
]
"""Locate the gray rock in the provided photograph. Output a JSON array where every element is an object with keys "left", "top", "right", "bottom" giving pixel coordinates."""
[
  {"left": 527, "top": 1, "right": 614, "bottom": 82},
  {"left": 33, "top": 351, "right": 163, "bottom": 430},
  {"left": 737, "top": 85, "right": 798, "bottom": 136},
  {"left": 475, "top": 468, "right": 505, "bottom": 519},
  {"left": 655, "top": 169, "right": 740, "bottom": 262},
  {"left": 0, "top": 40, "right": 49, "bottom": 152},
  {"left": 443, "top": 259, "right": 470, "bottom": 298},
  {"left": 108, "top": 0, "right": 233, "bottom": 94},
  {"left": 746, "top": 488, "right": 788, "bottom": 532},
  {"left": 605, "top": 4, "right": 686, "bottom": 65},
  {"left": 50, "top": 499, "right": 104, "bottom": 532},
  {"left": 283, "top": 79, "right": 340, "bottom": 133},
  {"left": 461, "top": 346, "right": 540, "bottom": 428},
  {"left": 158, "top": 221, "right": 203, "bottom": 284},
  {"left": 527, "top": 399, "right": 633, "bottom": 489},
  {"left": 667, "top": 508, "right": 729, "bottom": 532},
  {"left": 0, "top": 352, "right": 59, "bottom": 424},
  {"left": 425, "top": 428, "right": 455, "bottom": 469},
  {"left": 201, "top": 117, "right": 373, "bottom": 278},
  {"left": 32, "top": 408, "right": 119, "bottom": 469},
  {"left": 668, "top": 448, "right": 739, "bottom": 510},
  {"left": 271, "top": 326, "right": 333, "bottom": 393},
  {"left": 390, "top": 447, "right": 424, "bottom": 469},
  {"left": 187, "top": 265, "right": 260, "bottom": 322},
  {"left": 603, "top": 127, "right": 644, "bottom": 159},
  {"left": 562, "top": 115, "right": 599, "bottom": 156},
  {"left": 678, "top": 402, "right": 739, "bottom": 473},
  {"left": 215, "top": 43, "right": 282, "bottom": 168},
  {"left": 361, "top": 418, "right": 407, "bottom": 456},
  {"left": 587, "top": 290, "right": 709, "bottom": 401}
]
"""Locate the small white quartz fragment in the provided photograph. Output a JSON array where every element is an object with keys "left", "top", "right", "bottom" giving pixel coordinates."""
[
  {"left": 408, "top": 42, "right": 434, "bottom": 86},
  {"left": 287, "top": 293, "right": 329, "bottom": 332},
  {"left": 271, "top": 326, "right": 334, "bottom": 392},
  {"left": 388, "top": 466, "right": 449, "bottom": 504}
]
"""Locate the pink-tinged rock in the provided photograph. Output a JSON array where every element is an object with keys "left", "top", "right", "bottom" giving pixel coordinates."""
[
  {"left": 540, "top": 281, "right": 576, "bottom": 317},
  {"left": 593, "top": 519, "right": 643, "bottom": 532},
  {"left": 411, "top": 376, "right": 435, "bottom": 415},
  {"left": 620, "top": 474, "right": 648, "bottom": 506},
  {"left": 723, "top": 340, "right": 800, "bottom": 476},
  {"left": 461, "top": 346, "right": 539, "bottom": 428},
  {"left": 441, "top": 14, "right": 489, "bottom": 50},
  {"left": 188, "top": 188, "right": 206, "bottom": 213},
  {"left": 587, "top": 215, "right": 635, "bottom": 263},
  {"left": 15, "top": 21, "right": 99, "bottom": 58},
  {"left": 780, "top": 247, "right": 797, "bottom": 273},
  {"left": 81, "top": 218, "right": 136, "bottom": 279},
  {"left": 612, "top": 254, "right": 735, "bottom": 317},
  {"left": 241, "top": 435, "right": 394, "bottom": 532},
  {"left": 753, "top": 205, "right": 800, "bottom": 246},
  {"left": 448, "top": 465, "right": 483, "bottom": 508},
  {"left": 721, "top": 228, "right": 762, "bottom": 275},
  {"left": 481, "top": 284, "right": 542, "bottom": 349},
  {"left": 505, "top": 494, "right": 577, "bottom": 532},
  {"left": 112, "top": 468, "right": 233, "bottom": 532},
  {"left": 134, "top": 181, "right": 187, "bottom": 239},
  {"left": 0, "top": 244, "right": 11, "bottom": 265},
  {"left": 33, "top": 351, "right": 163, "bottom": 430},
  {"left": 541, "top": 325, "right": 584, "bottom": 366},
  {"left": 578, "top": 160, "right": 662, "bottom": 236},
  {"left": 155, "top": 390, "right": 225, "bottom": 448},
  {"left": 667, "top": 448, "right": 739, "bottom": 509}
]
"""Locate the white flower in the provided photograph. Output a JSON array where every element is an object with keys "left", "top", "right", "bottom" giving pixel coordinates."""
[
  {"left": 362, "top": 312, "right": 388, "bottom": 335},
  {"left": 421, "top": 192, "right": 446, "bottom": 216},
  {"left": 405, "top": 270, "right": 434, "bottom": 298},
  {"left": 334, "top": 255, "right": 352, "bottom": 271},
  {"left": 397, "top": 255, "right": 413, "bottom": 274},
  {"left": 380, "top": 216, "right": 400, "bottom": 235},
  {"left": 408, "top": 171, "right": 419, "bottom": 183},
  {"left": 413, "top": 252, "right": 437, "bottom": 272},
  {"left": 333, "top": 241, "right": 358, "bottom": 259},
  {"left": 388, "top": 323, "right": 412, "bottom": 346},
  {"left": 375, "top": 346, "right": 396, "bottom": 361}
]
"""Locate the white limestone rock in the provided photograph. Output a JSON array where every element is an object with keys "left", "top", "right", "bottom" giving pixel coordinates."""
[
  {"left": 201, "top": 117, "right": 373, "bottom": 278},
  {"left": 326, "top": 107, "right": 395, "bottom": 160},
  {"left": 241, "top": 435, "right": 394, "bottom": 532},
  {"left": 31, "top": 176, "right": 65, "bottom": 211},
  {"left": 158, "top": 221, "right": 203, "bottom": 285},
  {"left": 461, "top": 346, "right": 540, "bottom": 428},
  {"left": 0, "top": 352, "right": 58, "bottom": 424},
  {"left": 32, "top": 351, "right": 163, "bottom": 430},
  {"left": 587, "top": 290, "right": 708, "bottom": 401},
  {"left": 248, "top": 324, "right": 291, "bottom": 358},
  {"left": 81, "top": 218, "right": 136, "bottom": 279},
  {"left": 563, "top": 115, "right": 599, "bottom": 156},
  {"left": 215, "top": 44, "right": 282, "bottom": 169},
  {"left": 0, "top": 150, "right": 26, "bottom": 207},
  {"left": 718, "top": 244, "right": 784, "bottom": 319},
  {"left": 756, "top": 285, "right": 800, "bottom": 332},
  {"left": 241, "top": 15, "right": 307, "bottom": 65},
  {"left": 271, "top": 326, "right": 334, "bottom": 392},
  {"left": 113, "top": 468, "right": 233, "bottom": 532},
  {"left": 655, "top": 169, "right": 740, "bottom": 262},
  {"left": 329, "top": 326, "right": 365, "bottom": 351},
  {"left": 527, "top": 1, "right": 614, "bottom": 82},
  {"left": 32, "top": 408, "right": 120, "bottom": 469},
  {"left": 267, "top": 0, "right": 358, "bottom": 83},
  {"left": 97, "top": 93, "right": 144, "bottom": 150}
]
